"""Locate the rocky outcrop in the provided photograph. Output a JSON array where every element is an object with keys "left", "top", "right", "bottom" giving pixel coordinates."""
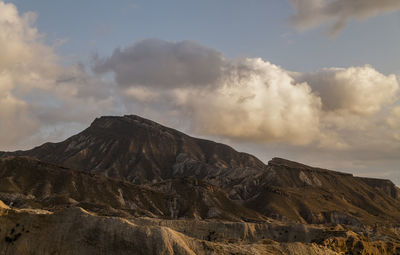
[
  {"left": 0, "top": 205, "right": 342, "bottom": 255},
  {"left": 0, "top": 156, "right": 265, "bottom": 222},
  {"left": 358, "top": 177, "right": 399, "bottom": 200},
  {"left": 0, "top": 199, "right": 9, "bottom": 209},
  {"left": 2, "top": 205, "right": 399, "bottom": 255},
  {"left": 321, "top": 231, "right": 400, "bottom": 255},
  {"left": 243, "top": 158, "right": 400, "bottom": 225}
]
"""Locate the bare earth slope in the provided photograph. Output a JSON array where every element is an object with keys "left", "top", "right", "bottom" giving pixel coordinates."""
[
  {"left": 0, "top": 156, "right": 264, "bottom": 222},
  {"left": 245, "top": 158, "right": 400, "bottom": 225},
  {"left": 1, "top": 205, "right": 346, "bottom": 255},
  {"left": 2, "top": 115, "right": 399, "bottom": 225},
  {"left": 1, "top": 202, "right": 400, "bottom": 255},
  {"left": 1, "top": 115, "right": 400, "bottom": 254}
]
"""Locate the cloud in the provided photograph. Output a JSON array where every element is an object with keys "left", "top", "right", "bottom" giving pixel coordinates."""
[
  {"left": 92, "top": 39, "right": 400, "bottom": 150},
  {"left": 289, "top": 0, "right": 400, "bottom": 35},
  {"left": 387, "top": 106, "right": 400, "bottom": 141},
  {"left": 92, "top": 40, "right": 323, "bottom": 145},
  {"left": 2, "top": 0, "right": 398, "bottom": 156},
  {"left": 93, "top": 39, "right": 224, "bottom": 88},
  {"left": 0, "top": 1, "right": 120, "bottom": 150},
  {"left": 1, "top": 0, "right": 400, "bottom": 183},
  {"left": 173, "top": 59, "right": 322, "bottom": 145},
  {"left": 295, "top": 66, "right": 399, "bottom": 115},
  {"left": 387, "top": 106, "right": 400, "bottom": 127},
  {"left": 0, "top": 73, "right": 38, "bottom": 147},
  {"left": 294, "top": 67, "right": 399, "bottom": 150},
  {"left": 0, "top": 1, "right": 51, "bottom": 150}
]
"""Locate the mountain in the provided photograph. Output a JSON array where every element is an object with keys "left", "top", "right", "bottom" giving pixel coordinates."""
[
  {"left": 246, "top": 158, "right": 400, "bottom": 225},
  {"left": 3, "top": 115, "right": 400, "bottom": 225},
  {"left": 0, "top": 156, "right": 264, "bottom": 222},
  {"left": 1, "top": 115, "right": 400, "bottom": 254},
  {"left": 4, "top": 115, "right": 265, "bottom": 183}
]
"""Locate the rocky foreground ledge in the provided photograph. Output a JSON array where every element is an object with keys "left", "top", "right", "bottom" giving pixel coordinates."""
[{"left": 2, "top": 203, "right": 400, "bottom": 255}]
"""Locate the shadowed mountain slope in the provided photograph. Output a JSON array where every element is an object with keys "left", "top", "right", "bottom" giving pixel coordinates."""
[
  {"left": 0, "top": 156, "right": 265, "bottom": 222},
  {"left": 245, "top": 158, "right": 400, "bottom": 225},
  {"left": 1, "top": 115, "right": 400, "bottom": 226},
  {"left": 3, "top": 115, "right": 265, "bottom": 185}
]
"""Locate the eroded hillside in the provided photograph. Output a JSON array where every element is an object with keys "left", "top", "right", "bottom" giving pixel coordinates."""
[{"left": 1, "top": 115, "right": 400, "bottom": 254}]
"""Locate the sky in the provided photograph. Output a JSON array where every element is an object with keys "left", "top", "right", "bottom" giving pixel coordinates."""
[{"left": 1, "top": 0, "right": 400, "bottom": 184}]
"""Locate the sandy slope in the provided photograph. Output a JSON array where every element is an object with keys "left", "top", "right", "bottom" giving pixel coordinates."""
[{"left": 0, "top": 204, "right": 339, "bottom": 255}]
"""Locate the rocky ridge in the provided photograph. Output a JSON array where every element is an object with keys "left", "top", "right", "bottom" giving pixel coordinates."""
[
  {"left": 0, "top": 156, "right": 264, "bottom": 222},
  {"left": 1, "top": 204, "right": 344, "bottom": 255},
  {"left": 3, "top": 115, "right": 400, "bottom": 225},
  {"left": 1, "top": 201, "right": 399, "bottom": 255},
  {"left": 1, "top": 115, "right": 400, "bottom": 254}
]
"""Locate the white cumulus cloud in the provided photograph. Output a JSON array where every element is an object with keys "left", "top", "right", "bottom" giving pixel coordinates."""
[
  {"left": 174, "top": 58, "right": 322, "bottom": 145},
  {"left": 93, "top": 39, "right": 400, "bottom": 150},
  {"left": 0, "top": 1, "right": 120, "bottom": 150},
  {"left": 295, "top": 66, "right": 399, "bottom": 115}
]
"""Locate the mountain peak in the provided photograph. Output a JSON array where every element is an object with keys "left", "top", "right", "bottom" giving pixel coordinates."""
[
  {"left": 15, "top": 114, "right": 264, "bottom": 185},
  {"left": 90, "top": 114, "right": 163, "bottom": 129},
  {"left": 1, "top": 114, "right": 400, "bottom": 228}
]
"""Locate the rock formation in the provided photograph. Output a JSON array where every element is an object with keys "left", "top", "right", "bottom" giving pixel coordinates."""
[{"left": 1, "top": 115, "right": 400, "bottom": 254}]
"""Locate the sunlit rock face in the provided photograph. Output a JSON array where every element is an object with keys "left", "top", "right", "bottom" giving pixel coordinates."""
[{"left": 1, "top": 115, "right": 400, "bottom": 254}]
